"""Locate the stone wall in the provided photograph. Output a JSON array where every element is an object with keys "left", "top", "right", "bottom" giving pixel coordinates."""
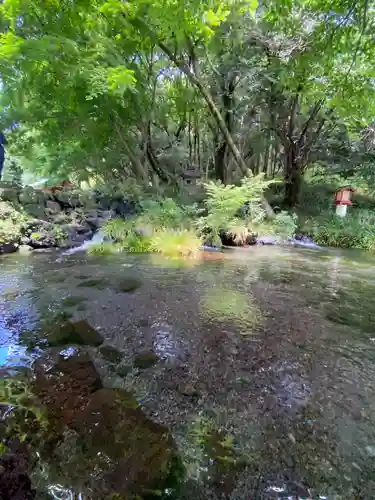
[{"left": 0, "top": 182, "right": 117, "bottom": 254}]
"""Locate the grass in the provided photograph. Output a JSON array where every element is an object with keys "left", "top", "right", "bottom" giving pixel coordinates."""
[
  {"left": 301, "top": 210, "right": 375, "bottom": 250},
  {"left": 150, "top": 229, "right": 202, "bottom": 259},
  {"left": 120, "top": 233, "right": 152, "bottom": 253},
  {"left": 87, "top": 242, "right": 119, "bottom": 256}
]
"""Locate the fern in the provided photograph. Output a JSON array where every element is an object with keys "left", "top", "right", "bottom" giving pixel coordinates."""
[
  {"left": 103, "top": 218, "right": 134, "bottom": 241},
  {"left": 197, "top": 174, "right": 273, "bottom": 243}
]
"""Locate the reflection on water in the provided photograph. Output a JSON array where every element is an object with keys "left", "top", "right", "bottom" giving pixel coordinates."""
[{"left": 1, "top": 247, "right": 375, "bottom": 498}]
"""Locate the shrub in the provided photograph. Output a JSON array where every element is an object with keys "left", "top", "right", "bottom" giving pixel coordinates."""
[
  {"left": 0, "top": 219, "right": 22, "bottom": 245},
  {"left": 0, "top": 202, "right": 25, "bottom": 245},
  {"left": 103, "top": 218, "right": 134, "bottom": 241},
  {"left": 197, "top": 174, "right": 275, "bottom": 244},
  {"left": 120, "top": 233, "right": 152, "bottom": 253},
  {"left": 303, "top": 210, "right": 375, "bottom": 250},
  {"left": 150, "top": 229, "right": 202, "bottom": 258},
  {"left": 255, "top": 211, "right": 298, "bottom": 238},
  {"left": 139, "top": 198, "right": 193, "bottom": 229}
]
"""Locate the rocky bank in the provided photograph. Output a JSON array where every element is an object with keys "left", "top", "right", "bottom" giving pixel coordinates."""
[{"left": 0, "top": 182, "right": 137, "bottom": 255}]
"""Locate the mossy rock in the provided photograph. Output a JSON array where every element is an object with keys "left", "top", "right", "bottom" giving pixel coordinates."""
[
  {"left": 64, "top": 388, "right": 183, "bottom": 497},
  {"left": 115, "top": 365, "right": 132, "bottom": 378},
  {"left": 77, "top": 278, "right": 109, "bottom": 290},
  {"left": 19, "top": 186, "right": 40, "bottom": 205},
  {"left": 117, "top": 278, "right": 143, "bottom": 293},
  {"left": 0, "top": 185, "right": 20, "bottom": 204},
  {"left": 46, "top": 320, "right": 104, "bottom": 347},
  {"left": 134, "top": 350, "right": 159, "bottom": 369},
  {"left": 62, "top": 296, "right": 86, "bottom": 308},
  {"left": 23, "top": 204, "right": 48, "bottom": 220},
  {"left": 99, "top": 345, "right": 123, "bottom": 363}
]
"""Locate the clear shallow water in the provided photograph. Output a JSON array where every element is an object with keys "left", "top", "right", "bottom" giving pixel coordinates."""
[{"left": 1, "top": 246, "right": 375, "bottom": 498}]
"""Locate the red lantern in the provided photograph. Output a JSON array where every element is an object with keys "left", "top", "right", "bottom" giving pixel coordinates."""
[{"left": 334, "top": 186, "right": 355, "bottom": 206}]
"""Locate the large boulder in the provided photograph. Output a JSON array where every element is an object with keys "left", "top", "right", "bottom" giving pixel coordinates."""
[
  {"left": 66, "top": 388, "right": 181, "bottom": 497},
  {"left": 220, "top": 229, "right": 257, "bottom": 247},
  {"left": 0, "top": 242, "right": 18, "bottom": 254},
  {"left": 22, "top": 204, "right": 48, "bottom": 220},
  {"left": 60, "top": 222, "right": 93, "bottom": 247},
  {"left": 33, "top": 351, "right": 103, "bottom": 429},
  {"left": 31, "top": 351, "right": 182, "bottom": 498},
  {"left": 45, "top": 319, "right": 104, "bottom": 347},
  {"left": 53, "top": 189, "right": 82, "bottom": 209},
  {"left": 0, "top": 181, "right": 20, "bottom": 204},
  {"left": 45, "top": 200, "right": 61, "bottom": 215},
  {"left": 22, "top": 220, "right": 67, "bottom": 249},
  {"left": 84, "top": 209, "right": 113, "bottom": 231},
  {"left": 19, "top": 186, "right": 46, "bottom": 206}
]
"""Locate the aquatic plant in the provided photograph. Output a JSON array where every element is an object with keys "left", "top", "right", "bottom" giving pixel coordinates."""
[
  {"left": 0, "top": 376, "right": 48, "bottom": 446},
  {"left": 200, "top": 286, "right": 262, "bottom": 331},
  {"left": 87, "top": 242, "right": 119, "bottom": 255},
  {"left": 150, "top": 229, "right": 202, "bottom": 258}
]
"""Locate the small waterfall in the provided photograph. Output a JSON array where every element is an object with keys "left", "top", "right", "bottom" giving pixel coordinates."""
[{"left": 60, "top": 229, "right": 107, "bottom": 257}]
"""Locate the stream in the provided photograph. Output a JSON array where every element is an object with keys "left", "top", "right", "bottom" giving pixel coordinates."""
[{"left": 1, "top": 246, "right": 375, "bottom": 499}]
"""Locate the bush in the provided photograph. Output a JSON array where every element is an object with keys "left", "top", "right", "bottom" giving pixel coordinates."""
[
  {"left": 120, "top": 233, "right": 152, "bottom": 253},
  {"left": 103, "top": 218, "right": 133, "bottom": 241},
  {"left": 150, "top": 229, "right": 202, "bottom": 259},
  {"left": 303, "top": 210, "right": 375, "bottom": 250},
  {"left": 197, "top": 174, "right": 275, "bottom": 244},
  {"left": 139, "top": 198, "right": 194, "bottom": 229},
  {"left": 0, "top": 201, "right": 26, "bottom": 245},
  {"left": 255, "top": 211, "right": 298, "bottom": 238}
]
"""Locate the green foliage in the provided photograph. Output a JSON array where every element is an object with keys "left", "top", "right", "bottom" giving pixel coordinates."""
[
  {"left": 52, "top": 226, "right": 68, "bottom": 246},
  {"left": 139, "top": 198, "right": 193, "bottom": 230},
  {"left": 197, "top": 174, "right": 274, "bottom": 243},
  {"left": 87, "top": 242, "right": 119, "bottom": 256},
  {"left": 150, "top": 229, "right": 202, "bottom": 258},
  {"left": 303, "top": 211, "right": 375, "bottom": 251},
  {"left": 120, "top": 233, "right": 152, "bottom": 253},
  {"left": 0, "top": 201, "right": 25, "bottom": 245},
  {"left": 260, "top": 211, "right": 298, "bottom": 238},
  {"left": 97, "top": 180, "right": 145, "bottom": 201},
  {"left": 3, "top": 158, "right": 23, "bottom": 186},
  {"left": 103, "top": 218, "right": 134, "bottom": 241}
]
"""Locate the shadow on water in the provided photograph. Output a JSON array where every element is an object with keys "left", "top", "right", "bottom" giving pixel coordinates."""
[{"left": 2, "top": 247, "right": 375, "bottom": 497}]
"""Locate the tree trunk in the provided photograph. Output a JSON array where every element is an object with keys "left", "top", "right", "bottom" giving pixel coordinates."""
[
  {"left": 157, "top": 40, "right": 274, "bottom": 217},
  {"left": 214, "top": 140, "right": 227, "bottom": 183},
  {"left": 283, "top": 153, "right": 302, "bottom": 208}
]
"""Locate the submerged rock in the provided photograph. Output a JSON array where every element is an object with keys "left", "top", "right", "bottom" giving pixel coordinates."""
[
  {"left": 77, "top": 278, "right": 108, "bottom": 289},
  {"left": 117, "top": 278, "right": 142, "bottom": 293},
  {"left": 33, "top": 350, "right": 102, "bottom": 428},
  {"left": 134, "top": 350, "right": 159, "bottom": 369},
  {"left": 99, "top": 344, "right": 123, "bottom": 363},
  {"left": 67, "top": 388, "right": 182, "bottom": 497},
  {"left": 0, "top": 242, "right": 18, "bottom": 254},
  {"left": 61, "top": 296, "right": 86, "bottom": 308},
  {"left": 46, "top": 320, "right": 104, "bottom": 347},
  {"left": 0, "top": 449, "right": 36, "bottom": 500}
]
